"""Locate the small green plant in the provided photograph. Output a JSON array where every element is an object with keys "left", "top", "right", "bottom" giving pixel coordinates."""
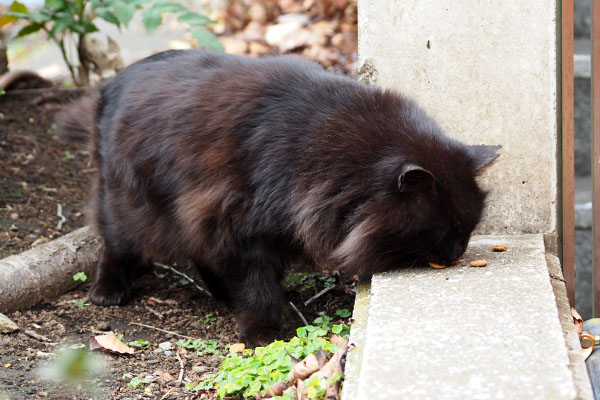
[
  {"left": 303, "top": 374, "right": 342, "bottom": 400},
  {"left": 1, "top": 0, "right": 222, "bottom": 86},
  {"left": 176, "top": 338, "right": 219, "bottom": 355},
  {"left": 335, "top": 309, "right": 351, "bottom": 318},
  {"left": 74, "top": 299, "right": 86, "bottom": 308},
  {"left": 127, "top": 376, "right": 149, "bottom": 389},
  {"left": 169, "top": 277, "right": 190, "bottom": 288},
  {"left": 318, "top": 274, "right": 336, "bottom": 288},
  {"left": 197, "top": 313, "right": 217, "bottom": 324},
  {"left": 281, "top": 272, "right": 336, "bottom": 293},
  {"left": 61, "top": 150, "right": 75, "bottom": 162},
  {"left": 38, "top": 347, "right": 105, "bottom": 396},
  {"left": 73, "top": 271, "right": 87, "bottom": 282},
  {"left": 193, "top": 313, "right": 351, "bottom": 399},
  {"left": 127, "top": 338, "right": 150, "bottom": 348}
]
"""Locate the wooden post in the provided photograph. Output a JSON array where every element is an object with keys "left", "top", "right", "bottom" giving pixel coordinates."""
[
  {"left": 593, "top": 0, "right": 600, "bottom": 316},
  {"left": 562, "top": 0, "right": 575, "bottom": 307}
]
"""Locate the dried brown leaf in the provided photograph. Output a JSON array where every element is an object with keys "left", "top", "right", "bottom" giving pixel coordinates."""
[
  {"left": 329, "top": 334, "right": 348, "bottom": 349},
  {"left": 225, "top": 1, "right": 248, "bottom": 31},
  {"left": 315, "top": 348, "right": 328, "bottom": 367},
  {"left": 325, "top": 383, "right": 340, "bottom": 400},
  {"left": 229, "top": 342, "right": 246, "bottom": 354},
  {"left": 89, "top": 332, "right": 134, "bottom": 355},
  {"left": 287, "top": 353, "right": 320, "bottom": 383},
  {"left": 249, "top": 41, "right": 271, "bottom": 55},
  {"left": 264, "top": 381, "right": 289, "bottom": 397},
  {"left": 153, "top": 369, "right": 175, "bottom": 384},
  {"left": 296, "top": 378, "right": 305, "bottom": 400},
  {"left": 309, "top": 344, "right": 347, "bottom": 381},
  {"left": 241, "top": 21, "right": 267, "bottom": 42}
]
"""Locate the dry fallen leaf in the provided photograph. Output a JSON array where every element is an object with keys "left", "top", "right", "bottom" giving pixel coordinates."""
[
  {"left": 220, "top": 36, "right": 249, "bottom": 55},
  {"left": 89, "top": 332, "right": 134, "bottom": 355},
  {"left": 264, "top": 381, "right": 289, "bottom": 398},
  {"left": 295, "top": 378, "right": 305, "bottom": 400},
  {"left": 309, "top": 344, "right": 347, "bottom": 381},
  {"left": 324, "top": 357, "right": 344, "bottom": 400},
  {"left": 153, "top": 369, "right": 175, "bottom": 384},
  {"left": 229, "top": 342, "right": 246, "bottom": 354},
  {"left": 314, "top": 347, "right": 328, "bottom": 368},
  {"left": 329, "top": 334, "right": 348, "bottom": 349},
  {"left": 572, "top": 307, "right": 583, "bottom": 336},
  {"left": 287, "top": 353, "right": 320, "bottom": 383}
]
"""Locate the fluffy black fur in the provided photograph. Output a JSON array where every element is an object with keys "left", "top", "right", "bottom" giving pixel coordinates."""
[{"left": 57, "top": 50, "right": 500, "bottom": 345}]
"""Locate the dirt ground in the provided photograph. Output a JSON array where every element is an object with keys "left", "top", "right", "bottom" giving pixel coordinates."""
[
  {"left": 0, "top": 88, "right": 89, "bottom": 259},
  {"left": 0, "top": 89, "right": 356, "bottom": 399},
  {"left": 0, "top": 2, "right": 359, "bottom": 397}
]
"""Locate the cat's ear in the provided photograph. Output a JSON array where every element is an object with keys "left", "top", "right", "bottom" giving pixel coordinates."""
[
  {"left": 398, "top": 164, "right": 435, "bottom": 194},
  {"left": 468, "top": 145, "right": 501, "bottom": 172}
]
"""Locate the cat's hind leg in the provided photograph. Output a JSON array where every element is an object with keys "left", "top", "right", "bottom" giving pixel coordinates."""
[
  {"left": 221, "top": 239, "right": 286, "bottom": 347},
  {"left": 87, "top": 187, "right": 145, "bottom": 306},
  {"left": 88, "top": 244, "right": 144, "bottom": 306},
  {"left": 194, "top": 262, "right": 232, "bottom": 305}
]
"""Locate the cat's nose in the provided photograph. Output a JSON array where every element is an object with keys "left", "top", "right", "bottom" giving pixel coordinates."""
[{"left": 444, "top": 242, "right": 467, "bottom": 262}]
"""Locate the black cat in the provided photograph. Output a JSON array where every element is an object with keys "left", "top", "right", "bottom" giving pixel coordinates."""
[{"left": 58, "top": 50, "right": 500, "bottom": 346}]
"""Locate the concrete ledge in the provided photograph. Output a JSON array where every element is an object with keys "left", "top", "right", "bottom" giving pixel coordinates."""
[{"left": 343, "top": 234, "right": 591, "bottom": 399}]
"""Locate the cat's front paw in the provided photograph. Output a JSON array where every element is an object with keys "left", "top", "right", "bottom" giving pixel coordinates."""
[{"left": 88, "top": 280, "right": 131, "bottom": 306}]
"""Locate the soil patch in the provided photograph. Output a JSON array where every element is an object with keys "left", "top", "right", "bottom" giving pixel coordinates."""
[
  {"left": 0, "top": 88, "right": 89, "bottom": 259},
  {"left": 0, "top": 90, "right": 356, "bottom": 399}
]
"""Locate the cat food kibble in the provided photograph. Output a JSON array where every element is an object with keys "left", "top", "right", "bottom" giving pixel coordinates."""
[
  {"left": 428, "top": 262, "right": 447, "bottom": 269},
  {"left": 448, "top": 259, "right": 460, "bottom": 266},
  {"left": 470, "top": 259, "right": 487, "bottom": 268},
  {"left": 492, "top": 245, "right": 507, "bottom": 252}
]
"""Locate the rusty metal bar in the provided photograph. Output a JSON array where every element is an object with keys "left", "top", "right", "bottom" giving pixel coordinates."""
[
  {"left": 593, "top": 0, "right": 600, "bottom": 316},
  {"left": 562, "top": 0, "right": 575, "bottom": 306}
]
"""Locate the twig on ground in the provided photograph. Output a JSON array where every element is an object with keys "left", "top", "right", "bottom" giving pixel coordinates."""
[
  {"left": 304, "top": 285, "right": 335, "bottom": 306},
  {"left": 56, "top": 203, "right": 67, "bottom": 231},
  {"left": 129, "top": 322, "right": 196, "bottom": 340},
  {"left": 24, "top": 329, "right": 51, "bottom": 342},
  {"left": 153, "top": 262, "right": 212, "bottom": 297},
  {"left": 176, "top": 351, "right": 185, "bottom": 386},
  {"left": 160, "top": 388, "right": 174, "bottom": 400},
  {"left": 145, "top": 305, "right": 163, "bottom": 320},
  {"left": 148, "top": 296, "right": 165, "bottom": 304},
  {"left": 289, "top": 301, "right": 308, "bottom": 326}
]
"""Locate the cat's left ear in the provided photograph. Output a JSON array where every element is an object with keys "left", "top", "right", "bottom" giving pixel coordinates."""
[{"left": 468, "top": 145, "right": 501, "bottom": 172}]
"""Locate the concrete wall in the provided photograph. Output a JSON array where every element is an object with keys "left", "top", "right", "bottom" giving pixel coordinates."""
[{"left": 358, "top": 1, "right": 558, "bottom": 236}]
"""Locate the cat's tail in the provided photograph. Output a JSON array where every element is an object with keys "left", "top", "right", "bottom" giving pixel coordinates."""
[{"left": 56, "top": 92, "right": 99, "bottom": 144}]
